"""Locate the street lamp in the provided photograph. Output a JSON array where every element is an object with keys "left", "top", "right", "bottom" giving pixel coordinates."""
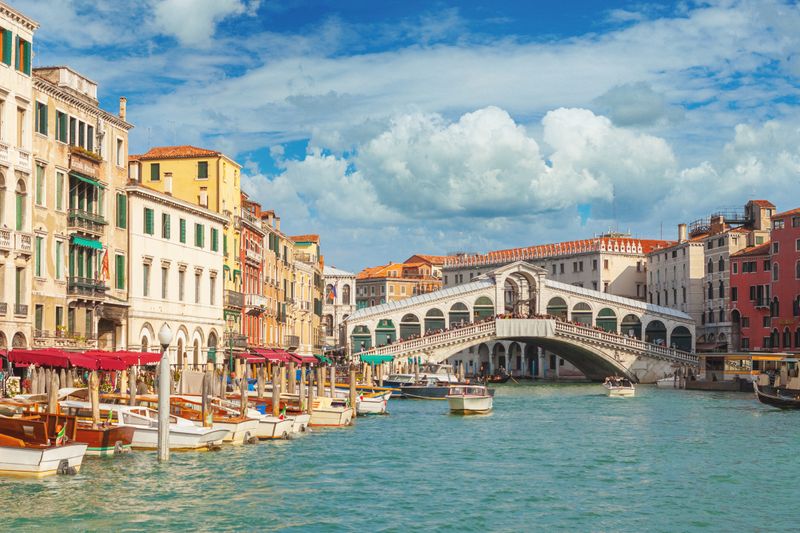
[{"left": 157, "top": 323, "right": 173, "bottom": 462}]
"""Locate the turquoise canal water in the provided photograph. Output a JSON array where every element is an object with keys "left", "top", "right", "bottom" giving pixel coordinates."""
[{"left": 3, "top": 384, "right": 800, "bottom": 532}]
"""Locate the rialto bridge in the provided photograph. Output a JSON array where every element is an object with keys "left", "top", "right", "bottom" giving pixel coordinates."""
[{"left": 345, "top": 262, "right": 698, "bottom": 383}]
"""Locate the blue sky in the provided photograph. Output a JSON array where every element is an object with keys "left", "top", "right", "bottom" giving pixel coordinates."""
[{"left": 18, "top": 0, "right": 800, "bottom": 272}]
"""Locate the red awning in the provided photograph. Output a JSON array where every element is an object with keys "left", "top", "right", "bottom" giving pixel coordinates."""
[
  {"left": 8, "top": 349, "right": 99, "bottom": 370},
  {"left": 287, "top": 352, "right": 317, "bottom": 365},
  {"left": 250, "top": 348, "right": 291, "bottom": 363},
  {"left": 83, "top": 350, "right": 162, "bottom": 367},
  {"left": 243, "top": 353, "right": 266, "bottom": 364}
]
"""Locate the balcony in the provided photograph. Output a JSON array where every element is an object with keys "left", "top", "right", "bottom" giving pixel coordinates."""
[
  {"left": 245, "top": 293, "right": 269, "bottom": 308},
  {"left": 68, "top": 209, "right": 106, "bottom": 235},
  {"left": 68, "top": 276, "right": 107, "bottom": 298},
  {"left": 754, "top": 298, "right": 769, "bottom": 309},
  {"left": 284, "top": 335, "right": 300, "bottom": 350},
  {"left": 224, "top": 289, "right": 244, "bottom": 308},
  {"left": 33, "top": 330, "right": 98, "bottom": 349},
  {"left": 245, "top": 247, "right": 262, "bottom": 265},
  {"left": 0, "top": 142, "right": 8, "bottom": 163},
  {"left": 0, "top": 302, "right": 6, "bottom": 315},
  {"left": 14, "top": 232, "right": 32, "bottom": 254},
  {"left": 14, "top": 303, "right": 27, "bottom": 316},
  {"left": 223, "top": 331, "right": 248, "bottom": 349},
  {"left": 240, "top": 208, "right": 261, "bottom": 227},
  {"left": 17, "top": 149, "right": 30, "bottom": 170},
  {"left": 0, "top": 228, "right": 11, "bottom": 250}
]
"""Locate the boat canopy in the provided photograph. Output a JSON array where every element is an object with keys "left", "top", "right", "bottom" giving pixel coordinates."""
[
  {"left": 360, "top": 354, "right": 394, "bottom": 364},
  {"left": 8, "top": 348, "right": 100, "bottom": 369}
]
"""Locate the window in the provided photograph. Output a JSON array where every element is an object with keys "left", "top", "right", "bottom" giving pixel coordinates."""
[
  {"left": 179, "top": 218, "right": 186, "bottom": 243},
  {"left": 763, "top": 316, "right": 770, "bottom": 328},
  {"left": 144, "top": 207, "right": 154, "bottom": 235},
  {"left": 162, "top": 213, "right": 171, "bottom": 239},
  {"left": 718, "top": 237, "right": 724, "bottom": 247},
  {"left": 143, "top": 264, "right": 150, "bottom": 296},
  {"left": 560, "top": 263, "right": 564, "bottom": 274},
  {"left": 551, "top": 264, "right": 556, "bottom": 275},
  {"left": 34, "top": 163, "right": 44, "bottom": 206},
  {"left": 55, "top": 306, "right": 64, "bottom": 330},
  {"left": 756, "top": 235, "right": 764, "bottom": 244},
  {"left": 69, "top": 117, "right": 76, "bottom": 145},
  {"left": 733, "top": 262, "right": 738, "bottom": 274},
  {"left": 16, "top": 106, "right": 24, "bottom": 148},
  {"left": 78, "top": 120, "right": 85, "bottom": 147},
  {"left": 56, "top": 111, "right": 67, "bottom": 142},
  {"left": 592, "top": 259, "right": 598, "bottom": 271},
  {"left": 209, "top": 276, "right": 216, "bottom": 305},
  {"left": 793, "top": 217, "right": 800, "bottom": 228},
  {"left": 796, "top": 239, "right": 800, "bottom": 252},
  {"left": 796, "top": 261, "right": 800, "bottom": 280},
  {"left": 16, "top": 36, "right": 31, "bottom": 74},
  {"left": 773, "top": 219, "right": 785, "bottom": 230},
  {"left": 116, "top": 193, "right": 126, "bottom": 228},
  {"left": 195, "top": 272, "right": 201, "bottom": 304},
  {"left": 773, "top": 242, "right": 780, "bottom": 254},
  {"left": 0, "top": 28, "right": 10, "bottom": 65},
  {"left": 34, "top": 235, "right": 43, "bottom": 277},
  {"left": 34, "top": 304, "right": 43, "bottom": 332},
  {"left": 194, "top": 223, "right": 204, "bottom": 248},
  {"left": 197, "top": 161, "right": 208, "bottom": 179},
  {"left": 161, "top": 266, "right": 168, "bottom": 299},
  {"left": 211, "top": 228, "right": 219, "bottom": 252},
  {"left": 150, "top": 163, "right": 160, "bottom": 181},
  {"left": 603, "top": 259, "right": 609, "bottom": 269},
  {"left": 55, "top": 240, "right": 63, "bottom": 280},
  {"left": 115, "top": 254, "right": 125, "bottom": 289},
  {"left": 708, "top": 240, "right": 714, "bottom": 250},
  {"left": 741, "top": 317, "right": 749, "bottom": 328},
  {"left": 116, "top": 138, "right": 124, "bottom": 166},
  {"left": 707, "top": 259, "right": 713, "bottom": 274},
  {"left": 86, "top": 125, "right": 93, "bottom": 152},
  {"left": 15, "top": 178, "right": 25, "bottom": 230},
  {"left": 742, "top": 338, "right": 750, "bottom": 350},
  {"left": 55, "top": 171, "right": 64, "bottom": 211},
  {"left": 178, "top": 270, "right": 185, "bottom": 301},
  {"left": 223, "top": 235, "right": 228, "bottom": 256},
  {"left": 763, "top": 260, "right": 770, "bottom": 272},
  {"left": 708, "top": 283, "right": 713, "bottom": 300},
  {"left": 718, "top": 258, "right": 725, "bottom": 272},
  {"left": 35, "top": 101, "right": 47, "bottom": 135},
  {"left": 719, "top": 281, "right": 724, "bottom": 298},
  {"left": 773, "top": 263, "right": 779, "bottom": 282},
  {"left": 731, "top": 287, "right": 737, "bottom": 302}
]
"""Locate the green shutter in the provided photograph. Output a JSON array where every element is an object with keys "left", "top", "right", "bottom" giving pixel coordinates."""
[
  {"left": 223, "top": 235, "right": 228, "bottom": 255},
  {"left": 41, "top": 103, "right": 47, "bottom": 135},
  {"left": 195, "top": 223, "right": 204, "bottom": 248},
  {"left": 34, "top": 236, "right": 42, "bottom": 276},
  {"left": 144, "top": 208, "right": 154, "bottom": 234},
  {"left": 2, "top": 30, "right": 10, "bottom": 65},
  {"left": 22, "top": 40, "right": 30, "bottom": 75},
  {"left": 179, "top": 218, "right": 186, "bottom": 243},
  {"left": 15, "top": 192, "right": 22, "bottom": 230},
  {"left": 14, "top": 35, "right": 18, "bottom": 71},
  {"left": 117, "top": 193, "right": 127, "bottom": 228},
  {"left": 162, "top": 213, "right": 170, "bottom": 239},
  {"left": 151, "top": 163, "right": 160, "bottom": 181},
  {"left": 116, "top": 254, "right": 125, "bottom": 289},
  {"left": 211, "top": 228, "right": 218, "bottom": 251}
]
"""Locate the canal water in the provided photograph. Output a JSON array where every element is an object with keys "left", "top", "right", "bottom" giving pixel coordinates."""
[{"left": 3, "top": 383, "right": 799, "bottom": 532}]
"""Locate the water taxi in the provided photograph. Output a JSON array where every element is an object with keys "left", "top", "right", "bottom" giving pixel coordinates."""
[
  {"left": 446, "top": 385, "right": 493, "bottom": 414},
  {"left": 356, "top": 390, "right": 392, "bottom": 415},
  {"left": 0, "top": 415, "right": 87, "bottom": 477},
  {"left": 603, "top": 376, "right": 636, "bottom": 397}
]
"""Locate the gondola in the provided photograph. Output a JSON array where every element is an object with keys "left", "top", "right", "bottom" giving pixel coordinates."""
[
  {"left": 753, "top": 381, "right": 800, "bottom": 410},
  {"left": 486, "top": 374, "right": 510, "bottom": 384}
]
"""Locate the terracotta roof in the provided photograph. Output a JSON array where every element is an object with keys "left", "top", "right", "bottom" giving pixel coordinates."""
[
  {"left": 130, "top": 145, "right": 221, "bottom": 160},
  {"left": 731, "top": 242, "right": 771, "bottom": 257},
  {"left": 772, "top": 207, "right": 800, "bottom": 219},
  {"left": 405, "top": 254, "right": 447, "bottom": 265},
  {"left": 290, "top": 234, "right": 319, "bottom": 243},
  {"left": 748, "top": 199, "right": 776, "bottom": 208}
]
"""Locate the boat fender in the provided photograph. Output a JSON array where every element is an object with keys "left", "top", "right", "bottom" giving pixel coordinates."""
[
  {"left": 56, "top": 459, "right": 77, "bottom": 476},
  {"left": 113, "top": 441, "right": 125, "bottom": 455}
]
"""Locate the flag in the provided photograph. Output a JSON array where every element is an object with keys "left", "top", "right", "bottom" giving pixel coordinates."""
[
  {"left": 101, "top": 249, "right": 110, "bottom": 281},
  {"left": 328, "top": 284, "right": 337, "bottom": 302},
  {"left": 107, "top": 408, "right": 113, "bottom": 424},
  {"left": 279, "top": 406, "right": 286, "bottom": 420},
  {"left": 55, "top": 424, "right": 66, "bottom": 445}
]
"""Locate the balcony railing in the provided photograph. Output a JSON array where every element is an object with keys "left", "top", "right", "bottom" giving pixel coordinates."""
[
  {"left": 68, "top": 209, "right": 106, "bottom": 234},
  {"left": 284, "top": 335, "right": 300, "bottom": 349},
  {"left": 224, "top": 289, "right": 244, "bottom": 308},
  {"left": 0, "top": 142, "right": 8, "bottom": 162},
  {"left": 33, "top": 330, "right": 98, "bottom": 349},
  {"left": 245, "top": 248, "right": 262, "bottom": 265},
  {"left": 17, "top": 149, "right": 30, "bottom": 169},
  {"left": 223, "top": 331, "right": 248, "bottom": 349},
  {"left": 245, "top": 293, "right": 269, "bottom": 308},
  {"left": 68, "top": 276, "right": 107, "bottom": 298},
  {"left": 14, "top": 303, "right": 28, "bottom": 316},
  {"left": 14, "top": 232, "right": 32, "bottom": 254},
  {"left": 0, "top": 228, "right": 11, "bottom": 250},
  {"left": 0, "top": 302, "right": 6, "bottom": 315}
]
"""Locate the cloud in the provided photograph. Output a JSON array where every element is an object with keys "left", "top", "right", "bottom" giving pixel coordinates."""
[
  {"left": 592, "top": 82, "right": 682, "bottom": 127},
  {"left": 152, "top": 0, "right": 261, "bottom": 46}
]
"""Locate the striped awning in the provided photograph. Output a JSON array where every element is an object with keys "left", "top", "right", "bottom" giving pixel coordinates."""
[
  {"left": 71, "top": 236, "right": 102, "bottom": 250},
  {"left": 69, "top": 171, "right": 106, "bottom": 189}
]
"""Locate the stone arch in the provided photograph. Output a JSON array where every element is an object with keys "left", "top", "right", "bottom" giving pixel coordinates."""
[
  {"left": 175, "top": 325, "right": 189, "bottom": 366},
  {"left": 139, "top": 322, "right": 155, "bottom": 352},
  {"left": 504, "top": 278, "right": 520, "bottom": 312},
  {"left": 0, "top": 331, "right": 6, "bottom": 350},
  {"left": 596, "top": 308, "right": 617, "bottom": 333},
  {"left": 493, "top": 342, "right": 507, "bottom": 370},
  {"left": 508, "top": 341, "right": 522, "bottom": 371},
  {"left": 424, "top": 308, "right": 446, "bottom": 333},
  {"left": 191, "top": 328, "right": 205, "bottom": 366},
  {"left": 11, "top": 332, "right": 25, "bottom": 348},
  {"left": 670, "top": 326, "right": 692, "bottom": 351},
  {"left": 571, "top": 302, "right": 592, "bottom": 326},
  {"left": 473, "top": 296, "right": 494, "bottom": 320},
  {"left": 399, "top": 313, "right": 421, "bottom": 339},
  {"left": 208, "top": 330, "right": 219, "bottom": 364},
  {"left": 351, "top": 325, "right": 372, "bottom": 352},
  {"left": 376, "top": 318, "right": 397, "bottom": 345},
  {"left": 342, "top": 284, "right": 351, "bottom": 305},
  {"left": 501, "top": 269, "right": 539, "bottom": 315},
  {"left": 448, "top": 302, "right": 470, "bottom": 327},
  {"left": 546, "top": 296, "right": 568, "bottom": 319},
  {"left": 621, "top": 314, "right": 642, "bottom": 338},
  {"left": 645, "top": 320, "right": 667, "bottom": 345},
  {"left": 524, "top": 344, "right": 538, "bottom": 376},
  {"left": 477, "top": 343, "right": 490, "bottom": 375}
]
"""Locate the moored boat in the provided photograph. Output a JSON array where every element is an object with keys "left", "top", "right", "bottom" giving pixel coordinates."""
[
  {"left": 309, "top": 396, "right": 354, "bottom": 427},
  {"left": 603, "top": 376, "right": 636, "bottom": 397},
  {"left": 753, "top": 381, "right": 800, "bottom": 409},
  {"left": 0, "top": 415, "right": 87, "bottom": 477},
  {"left": 446, "top": 385, "right": 493, "bottom": 414},
  {"left": 356, "top": 390, "right": 392, "bottom": 415}
]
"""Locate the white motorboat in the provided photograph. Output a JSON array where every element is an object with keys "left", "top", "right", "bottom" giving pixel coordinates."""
[
  {"left": 169, "top": 396, "right": 260, "bottom": 445},
  {"left": 285, "top": 413, "right": 310, "bottom": 434},
  {"left": 0, "top": 437, "right": 87, "bottom": 478},
  {"left": 59, "top": 401, "right": 229, "bottom": 450},
  {"left": 656, "top": 376, "right": 679, "bottom": 389},
  {"left": 446, "top": 385, "right": 493, "bottom": 414},
  {"left": 309, "top": 396, "right": 354, "bottom": 427},
  {"left": 603, "top": 376, "right": 636, "bottom": 397},
  {"left": 356, "top": 390, "right": 392, "bottom": 415}
]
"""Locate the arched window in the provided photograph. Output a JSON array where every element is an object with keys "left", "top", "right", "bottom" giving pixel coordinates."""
[
  {"left": 773, "top": 263, "right": 779, "bottom": 282},
  {"left": 772, "top": 297, "right": 780, "bottom": 318},
  {"left": 718, "top": 307, "right": 724, "bottom": 322},
  {"left": 701, "top": 311, "right": 706, "bottom": 325},
  {"left": 718, "top": 258, "right": 725, "bottom": 272},
  {"left": 718, "top": 280, "right": 724, "bottom": 298},
  {"left": 796, "top": 261, "right": 800, "bottom": 280},
  {"left": 707, "top": 283, "right": 713, "bottom": 300},
  {"left": 342, "top": 284, "right": 351, "bottom": 305},
  {"left": 15, "top": 178, "right": 26, "bottom": 231},
  {"left": 707, "top": 259, "right": 713, "bottom": 274},
  {"left": 707, "top": 308, "right": 714, "bottom": 323},
  {"left": 795, "top": 328, "right": 800, "bottom": 348},
  {"left": 783, "top": 328, "right": 791, "bottom": 348}
]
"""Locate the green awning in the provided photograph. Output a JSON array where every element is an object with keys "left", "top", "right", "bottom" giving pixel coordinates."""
[
  {"left": 69, "top": 172, "right": 106, "bottom": 189},
  {"left": 360, "top": 355, "right": 394, "bottom": 364},
  {"left": 71, "top": 236, "right": 103, "bottom": 250},
  {"left": 315, "top": 354, "right": 332, "bottom": 364}
]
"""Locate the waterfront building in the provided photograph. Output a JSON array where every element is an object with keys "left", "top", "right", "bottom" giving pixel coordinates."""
[
  {"left": 767, "top": 208, "right": 800, "bottom": 351},
  {"left": 128, "top": 145, "right": 243, "bottom": 354},
  {"left": 0, "top": 5, "right": 36, "bottom": 350},
  {"left": 356, "top": 256, "right": 444, "bottom": 309},
  {"left": 322, "top": 265, "right": 356, "bottom": 349},
  {"left": 31, "top": 66, "right": 132, "bottom": 350},
  {"left": 240, "top": 193, "right": 266, "bottom": 349},
  {"left": 260, "top": 210, "right": 290, "bottom": 349},
  {"left": 125, "top": 183, "right": 225, "bottom": 363},
  {"left": 290, "top": 234, "right": 323, "bottom": 356},
  {"left": 729, "top": 242, "right": 771, "bottom": 351}
]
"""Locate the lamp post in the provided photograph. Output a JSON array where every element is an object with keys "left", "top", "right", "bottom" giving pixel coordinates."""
[{"left": 157, "top": 323, "right": 173, "bottom": 462}]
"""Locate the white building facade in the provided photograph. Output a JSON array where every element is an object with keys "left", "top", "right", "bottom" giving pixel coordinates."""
[
  {"left": 322, "top": 265, "right": 356, "bottom": 349},
  {"left": 126, "top": 184, "right": 225, "bottom": 366}
]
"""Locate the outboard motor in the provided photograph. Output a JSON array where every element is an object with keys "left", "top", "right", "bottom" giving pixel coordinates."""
[{"left": 56, "top": 459, "right": 77, "bottom": 476}]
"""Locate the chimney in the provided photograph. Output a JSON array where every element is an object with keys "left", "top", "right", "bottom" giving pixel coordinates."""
[
  {"left": 164, "top": 172, "right": 173, "bottom": 195},
  {"left": 119, "top": 97, "right": 127, "bottom": 121},
  {"left": 678, "top": 223, "right": 687, "bottom": 243}
]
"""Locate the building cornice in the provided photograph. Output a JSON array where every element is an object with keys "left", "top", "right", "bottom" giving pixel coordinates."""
[
  {"left": 126, "top": 184, "right": 229, "bottom": 224},
  {"left": 33, "top": 77, "right": 133, "bottom": 131},
  {"left": 0, "top": 3, "right": 38, "bottom": 31}
]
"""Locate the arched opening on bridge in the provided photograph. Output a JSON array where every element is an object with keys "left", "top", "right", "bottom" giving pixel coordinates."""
[
  {"left": 399, "top": 313, "right": 421, "bottom": 340},
  {"left": 375, "top": 319, "right": 396, "bottom": 346},
  {"left": 449, "top": 303, "right": 470, "bottom": 327},
  {"left": 424, "top": 308, "right": 446, "bottom": 333},
  {"left": 670, "top": 326, "right": 692, "bottom": 351},
  {"left": 351, "top": 325, "right": 372, "bottom": 352},
  {"left": 546, "top": 297, "right": 567, "bottom": 319},
  {"left": 596, "top": 308, "right": 617, "bottom": 333},
  {"left": 508, "top": 342, "right": 522, "bottom": 372},
  {"left": 645, "top": 320, "right": 667, "bottom": 345},
  {"left": 493, "top": 343, "right": 507, "bottom": 371},
  {"left": 477, "top": 343, "right": 490, "bottom": 376},
  {"left": 621, "top": 314, "right": 642, "bottom": 339},
  {"left": 473, "top": 297, "right": 494, "bottom": 320},
  {"left": 504, "top": 278, "right": 520, "bottom": 313},
  {"left": 571, "top": 302, "right": 593, "bottom": 326},
  {"left": 525, "top": 344, "right": 538, "bottom": 377}
]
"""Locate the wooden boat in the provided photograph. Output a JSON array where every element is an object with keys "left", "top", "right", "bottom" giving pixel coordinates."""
[
  {"left": 34, "top": 411, "right": 134, "bottom": 457},
  {"left": 199, "top": 396, "right": 293, "bottom": 440},
  {"left": 308, "top": 396, "right": 354, "bottom": 427},
  {"left": 230, "top": 394, "right": 311, "bottom": 434},
  {"left": 446, "top": 385, "right": 493, "bottom": 414},
  {"left": 60, "top": 401, "right": 229, "bottom": 450},
  {"left": 753, "top": 381, "right": 800, "bottom": 409},
  {"left": 356, "top": 390, "right": 392, "bottom": 415},
  {"left": 0, "top": 415, "right": 87, "bottom": 477},
  {"left": 486, "top": 373, "right": 510, "bottom": 384},
  {"left": 603, "top": 376, "right": 635, "bottom": 397},
  {"left": 167, "top": 396, "right": 260, "bottom": 445}
]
